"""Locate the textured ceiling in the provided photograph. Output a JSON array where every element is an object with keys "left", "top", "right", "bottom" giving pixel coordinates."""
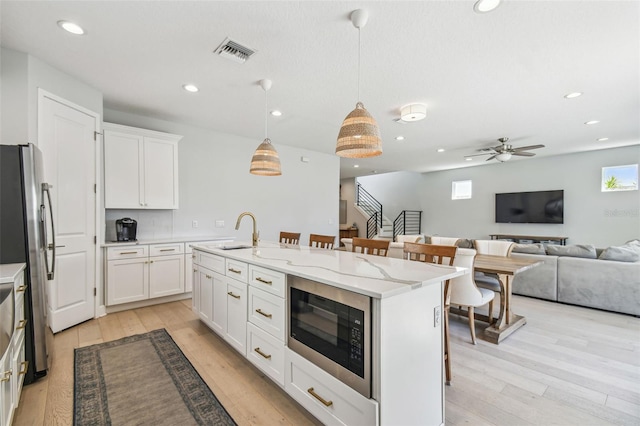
[{"left": 1, "top": 1, "right": 638, "bottom": 178}]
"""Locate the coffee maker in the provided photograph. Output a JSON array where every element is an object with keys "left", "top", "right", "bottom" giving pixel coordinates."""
[{"left": 115, "top": 218, "right": 137, "bottom": 242}]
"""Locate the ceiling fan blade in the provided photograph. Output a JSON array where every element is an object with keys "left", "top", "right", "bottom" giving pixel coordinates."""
[
  {"left": 512, "top": 151, "right": 536, "bottom": 157},
  {"left": 513, "top": 144, "right": 545, "bottom": 151},
  {"left": 485, "top": 154, "right": 497, "bottom": 161}
]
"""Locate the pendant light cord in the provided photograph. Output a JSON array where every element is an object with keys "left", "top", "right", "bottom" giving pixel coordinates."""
[
  {"left": 264, "top": 86, "right": 268, "bottom": 139},
  {"left": 357, "top": 27, "right": 361, "bottom": 102}
]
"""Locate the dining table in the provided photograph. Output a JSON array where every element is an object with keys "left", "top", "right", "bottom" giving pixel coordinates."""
[{"left": 451, "top": 254, "right": 543, "bottom": 344}]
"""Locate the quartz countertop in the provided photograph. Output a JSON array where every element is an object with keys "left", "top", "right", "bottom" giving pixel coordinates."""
[
  {"left": 192, "top": 241, "right": 468, "bottom": 299},
  {"left": 102, "top": 235, "right": 235, "bottom": 248},
  {"left": 0, "top": 263, "right": 26, "bottom": 283}
]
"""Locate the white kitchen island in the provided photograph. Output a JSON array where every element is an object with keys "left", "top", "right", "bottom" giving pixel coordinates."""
[{"left": 191, "top": 241, "right": 467, "bottom": 426}]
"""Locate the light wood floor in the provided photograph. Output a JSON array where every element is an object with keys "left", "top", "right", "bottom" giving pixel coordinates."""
[{"left": 13, "top": 296, "right": 640, "bottom": 425}]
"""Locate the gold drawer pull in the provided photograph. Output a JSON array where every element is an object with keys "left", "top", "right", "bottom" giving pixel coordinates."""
[
  {"left": 16, "top": 319, "right": 28, "bottom": 330},
  {"left": 120, "top": 251, "right": 137, "bottom": 255},
  {"left": 255, "top": 309, "right": 272, "bottom": 319},
  {"left": 192, "top": 255, "right": 196, "bottom": 259},
  {"left": 307, "top": 387, "right": 333, "bottom": 407},
  {"left": 16, "top": 285, "right": 27, "bottom": 293},
  {"left": 19, "top": 361, "right": 29, "bottom": 376},
  {"left": 256, "top": 277, "right": 272, "bottom": 285},
  {"left": 160, "top": 248, "right": 175, "bottom": 252},
  {"left": 193, "top": 269, "right": 197, "bottom": 273},
  {"left": 228, "top": 268, "right": 242, "bottom": 274},
  {"left": 1, "top": 371, "right": 12, "bottom": 382},
  {"left": 205, "top": 274, "right": 212, "bottom": 279},
  {"left": 227, "top": 291, "right": 241, "bottom": 299},
  {"left": 254, "top": 347, "right": 271, "bottom": 359}
]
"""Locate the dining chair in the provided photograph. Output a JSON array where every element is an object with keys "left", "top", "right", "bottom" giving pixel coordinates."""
[
  {"left": 403, "top": 242, "right": 457, "bottom": 385},
  {"left": 309, "top": 233, "right": 335, "bottom": 249},
  {"left": 351, "top": 237, "right": 390, "bottom": 257},
  {"left": 449, "top": 248, "right": 495, "bottom": 345},
  {"left": 473, "top": 239, "right": 514, "bottom": 316},
  {"left": 279, "top": 231, "right": 301, "bottom": 245}
]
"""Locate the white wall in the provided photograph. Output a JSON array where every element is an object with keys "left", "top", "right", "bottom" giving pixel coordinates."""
[
  {"left": 357, "top": 171, "right": 424, "bottom": 220},
  {"left": 1, "top": 48, "right": 29, "bottom": 145},
  {"left": 421, "top": 145, "right": 640, "bottom": 247},
  {"left": 104, "top": 108, "right": 340, "bottom": 246}
]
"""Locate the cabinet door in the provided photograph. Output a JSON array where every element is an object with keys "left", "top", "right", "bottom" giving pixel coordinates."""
[
  {"left": 185, "top": 252, "right": 196, "bottom": 293},
  {"left": 143, "top": 137, "right": 178, "bottom": 209},
  {"left": 104, "top": 130, "right": 143, "bottom": 208},
  {"left": 211, "top": 272, "right": 227, "bottom": 336},
  {"left": 198, "top": 268, "right": 214, "bottom": 326},
  {"left": 191, "top": 265, "right": 200, "bottom": 314},
  {"left": 225, "top": 279, "right": 247, "bottom": 356},
  {"left": 107, "top": 258, "right": 149, "bottom": 305},
  {"left": 0, "top": 348, "right": 13, "bottom": 426},
  {"left": 149, "top": 254, "right": 184, "bottom": 298}
]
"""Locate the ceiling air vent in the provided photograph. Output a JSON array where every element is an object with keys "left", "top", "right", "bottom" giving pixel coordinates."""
[{"left": 214, "top": 37, "right": 256, "bottom": 64}]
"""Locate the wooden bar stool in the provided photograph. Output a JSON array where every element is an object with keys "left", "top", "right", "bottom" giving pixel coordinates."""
[
  {"left": 351, "top": 237, "right": 390, "bottom": 257},
  {"left": 309, "top": 234, "right": 335, "bottom": 249},
  {"left": 403, "top": 242, "right": 458, "bottom": 385},
  {"left": 279, "top": 231, "right": 300, "bottom": 245}
]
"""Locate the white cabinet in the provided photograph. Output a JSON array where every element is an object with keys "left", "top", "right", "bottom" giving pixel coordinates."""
[
  {"left": 103, "top": 123, "right": 182, "bottom": 209},
  {"left": 185, "top": 240, "right": 232, "bottom": 294},
  {"left": 106, "top": 243, "right": 184, "bottom": 306}
]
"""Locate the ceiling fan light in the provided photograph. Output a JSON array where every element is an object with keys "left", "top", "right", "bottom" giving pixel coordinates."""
[
  {"left": 250, "top": 138, "right": 281, "bottom": 176},
  {"left": 336, "top": 102, "right": 382, "bottom": 158},
  {"left": 496, "top": 152, "right": 512, "bottom": 162},
  {"left": 474, "top": 0, "right": 501, "bottom": 13}
]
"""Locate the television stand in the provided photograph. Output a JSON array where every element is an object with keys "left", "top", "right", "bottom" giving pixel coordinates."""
[{"left": 489, "top": 234, "right": 568, "bottom": 245}]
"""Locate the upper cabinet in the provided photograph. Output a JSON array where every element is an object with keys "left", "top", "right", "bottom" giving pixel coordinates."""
[{"left": 103, "top": 123, "right": 182, "bottom": 209}]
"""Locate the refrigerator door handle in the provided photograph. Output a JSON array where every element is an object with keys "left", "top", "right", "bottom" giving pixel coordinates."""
[{"left": 42, "top": 183, "right": 56, "bottom": 280}]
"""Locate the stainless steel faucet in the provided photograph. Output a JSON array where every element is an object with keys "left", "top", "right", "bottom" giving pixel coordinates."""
[{"left": 235, "top": 212, "right": 259, "bottom": 247}]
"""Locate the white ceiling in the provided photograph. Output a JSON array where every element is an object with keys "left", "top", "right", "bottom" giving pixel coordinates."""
[{"left": 2, "top": 1, "right": 638, "bottom": 178}]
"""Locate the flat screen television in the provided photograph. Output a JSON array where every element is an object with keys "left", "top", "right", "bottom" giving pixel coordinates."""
[{"left": 495, "top": 190, "right": 564, "bottom": 224}]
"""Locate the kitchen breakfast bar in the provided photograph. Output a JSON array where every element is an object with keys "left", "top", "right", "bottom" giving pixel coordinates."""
[{"left": 190, "top": 241, "right": 467, "bottom": 426}]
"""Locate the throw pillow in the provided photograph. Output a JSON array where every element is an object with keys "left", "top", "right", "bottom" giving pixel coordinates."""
[
  {"left": 546, "top": 244, "right": 597, "bottom": 259},
  {"left": 599, "top": 245, "right": 640, "bottom": 262},
  {"left": 512, "top": 243, "right": 546, "bottom": 254},
  {"left": 455, "top": 238, "right": 474, "bottom": 249}
]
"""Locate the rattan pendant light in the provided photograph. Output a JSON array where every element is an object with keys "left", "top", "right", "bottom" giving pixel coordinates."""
[
  {"left": 336, "top": 9, "right": 382, "bottom": 158},
  {"left": 250, "top": 79, "right": 282, "bottom": 176}
]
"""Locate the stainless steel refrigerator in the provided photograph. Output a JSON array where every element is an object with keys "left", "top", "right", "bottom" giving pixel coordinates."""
[{"left": 0, "top": 143, "right": 53, "bottom": 384}]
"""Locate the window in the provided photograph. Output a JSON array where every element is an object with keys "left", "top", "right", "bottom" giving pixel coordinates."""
[
  {"left": 452, "top": 180, "right": 472, "bottom": 200},
  {"left": 601, "top": 164, "right": 638, "bottom": 192}
]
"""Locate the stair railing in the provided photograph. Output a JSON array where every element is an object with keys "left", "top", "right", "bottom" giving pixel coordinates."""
[
  {"left": 393, "top": 210, "right": 422, "bottom": 240},
  {"left": 366, "top": 212, "right": 379, "bottom": 239},
  {"left": 356, "top": 183, "right": 383, "bottom": 231}
]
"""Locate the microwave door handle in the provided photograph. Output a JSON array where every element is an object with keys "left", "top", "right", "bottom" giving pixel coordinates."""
[{"left": 42, "top": 183, "right": 56, "bottom": 280}]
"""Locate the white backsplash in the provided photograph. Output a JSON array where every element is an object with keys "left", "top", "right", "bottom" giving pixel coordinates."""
[{"left": 105, "top": 209, "right": 174, "bottom": 242}]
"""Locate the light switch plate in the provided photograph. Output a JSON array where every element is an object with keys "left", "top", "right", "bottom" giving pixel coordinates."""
[
  {"left": 215, "top": 220, "right": 225, "bottom": 228},
  {"left": 434, "top": 306, "right": 441, "bottom": 327}
]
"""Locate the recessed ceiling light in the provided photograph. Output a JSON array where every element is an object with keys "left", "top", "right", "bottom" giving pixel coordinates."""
[
  {"left": 465, "top": 157, "right": 473, "bottom": 161},
  {"left": 597, "top": 137, "right": 609, "bottom": 142},
  {"left": 353, "top": 164, "right": 359, "bottom": 168},
  {"left": 182, "top": 84, "right": 199, "bottom": 93},
  {"left": 473, "top": 0, "right": 501, "bottom": 13},
  {"left": 395, "top": 136, "right": 405, "bottom": 141},
  {"left": 57, "top": 20, "right": 85, "bottom": 35},
  {"left": 585, "top": 120, "right": 600, "bottom": 125},
  {"left": 564, "top": 92, "right": 583, "bottom": 99},
  {"left": 270, "top": 110, "right": 282, "bottom": 117},
  {"left": 437, "top": 148, "right": 445, "bottom": 153}
]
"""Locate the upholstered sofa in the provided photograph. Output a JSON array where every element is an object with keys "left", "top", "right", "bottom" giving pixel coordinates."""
[{"left": 341, "top": 236, "right": 640, "bottom": 316}]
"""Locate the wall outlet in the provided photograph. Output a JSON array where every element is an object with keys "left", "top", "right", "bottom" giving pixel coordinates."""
[
  {"left": 328, "top": 219, "right": 333, "bottom": 225},
  {"left": 215, "top": 220, "right": 225, "bottom": 228},
  {"left": 192, "top": 220, "right": 198, "bottom": 228},
  {"left": 434, "top": 306, "right": 441, "bottom": 328}
]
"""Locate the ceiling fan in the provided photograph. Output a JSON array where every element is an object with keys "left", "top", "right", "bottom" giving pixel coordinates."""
[{"left": 465, "top": 137, "right": 545, "bottom": 162}]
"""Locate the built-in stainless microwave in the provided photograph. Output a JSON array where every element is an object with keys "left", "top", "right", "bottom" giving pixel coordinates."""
[{"left": 288, "top": 275, "right": 371, "bottom": 398}]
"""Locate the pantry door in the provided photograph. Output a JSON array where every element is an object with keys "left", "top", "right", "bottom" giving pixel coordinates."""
[{"left": 38, "top": 89, "right": 99, "bottom": 333}]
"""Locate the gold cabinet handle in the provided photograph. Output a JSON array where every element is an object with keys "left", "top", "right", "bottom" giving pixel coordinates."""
[
  {"left": 192, "top": 255, "right": 196, "bottom": 259},
  {"left": 16, "top": 319, "right": 28, "bottom": 330},
  {"left": 227, "top": 291, "right": 240, "bottom": 299},
  {"left": 16, "top": 285, "right": 27, "bottom": 293},
  {"left": 228, "top": 268, "right": 242, "bottom": 274},
  {"left": 205, "top": 274, "right": 212, "bottom": 279},
  {"left": 193, "top": 269, "right": 197, "bottom": 273},
  {"left": 307, "top": 387, "right": 333, "bottom": 407},
  {"left": 19, "top": 361, "right": 29, "bottom": 376},
  {"left": 160, "top": 248, "right": 175, "bottom": 252},
  {"left": 120, "top": 251, "right": 137, "bottom": 255},
  {"left": 255, "top": 308, "right": 272, "bottom": 319},
  {"left": 0, "top": 371, "right": 12, "bottom": 383},
  {"left": 256, "top": 277, "right": 272, "bottom": 285},
  {"left": 254, "top": 347, "right": 271, "bottom": 359}
]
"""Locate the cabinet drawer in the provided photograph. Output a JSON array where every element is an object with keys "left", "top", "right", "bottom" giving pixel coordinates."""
[
  {"left": 247, "top": 323, "right": 285, "bottom": 386},
  {"left": 249, "top": 265, "right": 285, "bottom": 297},
  {"left": 107, "top": 245, "right": 148, "bottom": 260},
  {"left": 225, "top": 259, "right": 248, "bottom": 283},
  {"left": 285, "top": 349, "right": 378, "bottom": 426},
  {"left": 197, "top": 252, "right": 225, "bottom": 274},
  {"left": 149, "top": 243, "right": 184, "bottom": 256},
  {"left": 248, "top": 287, "right": 285, "bottom": 341}
]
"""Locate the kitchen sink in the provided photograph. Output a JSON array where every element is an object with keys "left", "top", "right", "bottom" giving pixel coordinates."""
[{"left": 218, "top": 244, "right": 252, "bottom": 250}]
